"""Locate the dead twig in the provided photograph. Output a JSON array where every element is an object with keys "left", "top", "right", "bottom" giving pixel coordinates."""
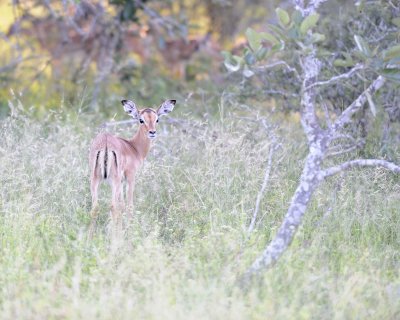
[{"left": 247, "top": 141, "right": 279, "bottom": 234}]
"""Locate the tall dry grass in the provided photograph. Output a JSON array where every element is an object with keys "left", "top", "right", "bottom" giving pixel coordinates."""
[{"left": 0, "top": 101, "right": 399, "bottom": 319}]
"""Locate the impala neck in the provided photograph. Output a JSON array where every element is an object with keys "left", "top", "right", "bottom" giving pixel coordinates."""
[{"left": 131, "top": 126, "right": 152, "bottom": 160}]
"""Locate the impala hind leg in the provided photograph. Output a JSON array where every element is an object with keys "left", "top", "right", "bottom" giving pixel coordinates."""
[
  {"left": 88, "top": 174, "right": 101, "bottom": 238},
  {"left": 120, "top": 182, "right": 126, "bottom": 210},
  {"left": 110, "top": 178, "right": 123, "bottom": 238}
]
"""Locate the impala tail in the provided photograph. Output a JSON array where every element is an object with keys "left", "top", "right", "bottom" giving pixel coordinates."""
[{"left": 94, "top": 147, "right": 117, "bottom": 180}]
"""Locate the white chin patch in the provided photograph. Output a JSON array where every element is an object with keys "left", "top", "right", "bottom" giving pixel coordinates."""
[{"left": 148, "top": 134, "right": 156, "bottom": 139}]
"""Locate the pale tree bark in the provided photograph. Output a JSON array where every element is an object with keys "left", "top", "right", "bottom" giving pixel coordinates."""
[{"left": 242, "top": 0, "right": 400, "bottom": 283}]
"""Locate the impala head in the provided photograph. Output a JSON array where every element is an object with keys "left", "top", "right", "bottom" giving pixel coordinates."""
[{"left": 121, "top": 99, "right": 176, "bottom": 139}]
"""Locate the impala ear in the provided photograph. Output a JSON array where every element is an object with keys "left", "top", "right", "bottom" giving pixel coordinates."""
[
  {"left": 157, "top": 99, "right": 176, "bottom": 117},
  {"left": 121, "top": 99, "right": 139, "bottom": 120}
]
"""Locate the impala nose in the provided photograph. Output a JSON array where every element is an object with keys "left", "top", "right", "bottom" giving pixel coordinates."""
[{"left": 148, "top": 130, "right": 157, "bottom": 138}]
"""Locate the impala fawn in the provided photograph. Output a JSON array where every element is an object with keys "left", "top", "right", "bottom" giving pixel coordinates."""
[{"left": 89, "top": 99, "right": 176, "bottom": 233}]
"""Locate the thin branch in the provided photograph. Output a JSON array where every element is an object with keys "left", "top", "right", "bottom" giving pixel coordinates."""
[
  {"left": 331, "top": 76, "right": 386, "bottom": 133},
  {"left": 103, "top": 116, "right": 204, "bottom": 130},
  {"left": 257, "top": 61, "right": 300, "bottom": 80},
  {"left": 0, "top": 33, "right": 45, "bottom": 73},
  {"left": 326, "top": 140, "right": 365, "bottom": 157},
  {"left": 63, "top": 1, "right": 103, "bottom": 39},
  {"left": 293, "top": 0, "right": 329, "bottom": 17},
  {"left": 306, "top": 0, "right": 329, "bottom": 14},
  {"left": 0, "top": 57, "right": 22, "bottom": 73},
  {"left": 306, "top": 64, "right": 364, "bottom": 90},
  {"left": 21, "top": 59, "right": 52, "bottom": 94},
  {"left": 293, "top": 0, "right": 305, "bottom": 15},
  {"left": 134, "top": 0, "right": 184, "bottom": 36},
  {"left": 388, "top": 1, "right": 397, "bottom": 9},
  {"left": 247, "top": 141, "right": 279, "bottom": 234},
  {"left": 321, "top": 159, "right": 400, "bottom": 178},
  {"left": 101, "top": 116, "right": 205, "bottom": 140},
  {"left": 314, "top": 206, "right": 332, "bottom": 227},
  {"left": 43, "top": 0, "right": 57, "bottom": 18},
  {"left": 331, "top": 133, "right": 357, "bottom": 143},
  {"left": 320, "top": 100, "right": 332, "bottom": 129},
  {"left": 101, "top": 119, "right": 134, "bottom": 129},
  {"left": 263, "top": 89, "right": 299, "bottom": 98}
]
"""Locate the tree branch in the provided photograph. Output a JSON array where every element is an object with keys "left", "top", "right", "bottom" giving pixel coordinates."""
[
  {"left": 293, "top": 0, "right": 305, "bottom": 15},
  {"left": 331, "top": 76, "right": 386, "bottom": 133},
  {"left": 306, "top": 63, "right": 364, "bottom": 90},
  {"left": 305, "top": 0, "right": 329, "bottom": 15},
  {"left": 293, "top": 0, "right": 329, "bottom": 17},
  {"left": 320, "top": 100, "right": 332, "bottom": 129},
  {"left": 134, "top": 0, "right": 184, "bottom": 36},
  {"left": 247, "top": 140, "right": 279, "bottom": 234},
  {"left": 257, "top": 61, "right": 300, "bottom": 80},
  {"left": 300, "top": 52, "right": 323, "bottom": 143},
  {"left": 331, "top": 133, "right": 357, "bottom": 143},
  {"left": 0, "top": 57, "right": 22, "bottom": 73},
  {"left": 321, "top": 159, "right": 400, "bottom": 178},
  {"left": 326, "top": 140, "right": 365, "bottom": 157},
  {"left": 263, "top": 89, "right": 299, "bottom": 98}
]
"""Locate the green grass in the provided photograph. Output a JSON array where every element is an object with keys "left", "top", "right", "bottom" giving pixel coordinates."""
[{"left": 1, "top": 104, "right": 400, "bottom": 319}]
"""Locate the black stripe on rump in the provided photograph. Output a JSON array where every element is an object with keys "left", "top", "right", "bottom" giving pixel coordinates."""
[
  {"left": 104, "top": 147, "right": 108, "bottom": 179},
  {"left": 95, "top": 151, "right": 100, "bottom": 173},
  {"left": 112, "top": 151, "right": 118, "bottom": 170}
]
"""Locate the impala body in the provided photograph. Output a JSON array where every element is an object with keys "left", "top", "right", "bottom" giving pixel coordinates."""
[{"left": 89, "top": 99, "right": 176, "bottom": 228}]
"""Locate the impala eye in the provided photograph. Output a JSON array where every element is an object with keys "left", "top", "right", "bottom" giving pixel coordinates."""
[
  {"left": 139, "top": 119, "right": 144, "bottom": 124},
  {"left": 156, "top": 119, "right": 159, "bottom": 123}
]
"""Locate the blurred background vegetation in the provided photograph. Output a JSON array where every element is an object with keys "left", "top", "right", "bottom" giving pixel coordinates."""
[
  {"left": 0, "top": 0, "right": 398, "bottom": 123},
  {"left": 0, "top": 0, "right": 278, "bottom": 116},
  {"left": 1, "top": 0, "right": 398, "bottom": 151}
]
